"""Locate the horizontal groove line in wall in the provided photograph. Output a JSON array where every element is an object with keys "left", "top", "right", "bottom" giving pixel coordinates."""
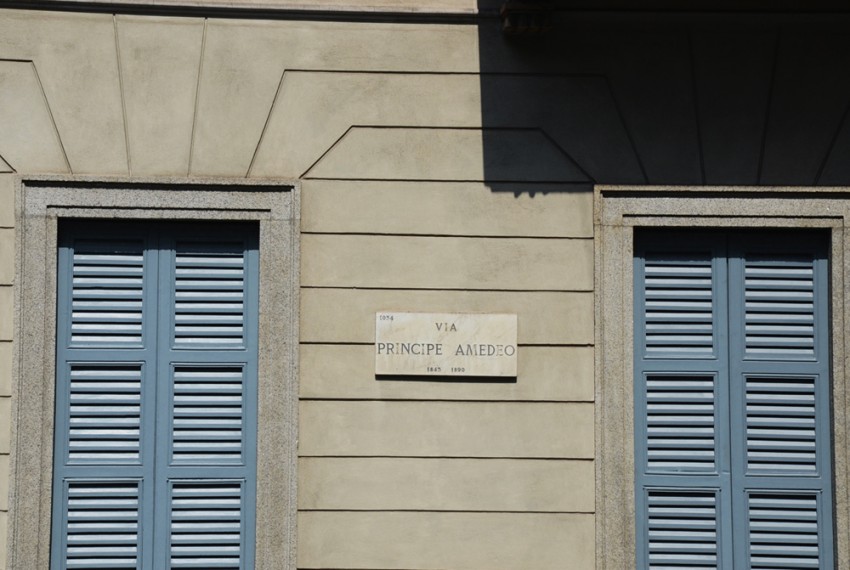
[
  {"left": 333, "top": 125, "right": 592, "bottom": 131},
  {"left": 300, "top": 396, "right": 591, "bottom": 402},
  {"left": 299, "top": 398, "right": 593, "bottom": 404},
  {"left": 300, "top": 341, "right": 376, "bottom": 346},
  {"left": 299, "top": 342, "right": 594, "bottom": 348},
  {"left": 302, "top": 232, "right": 593, "bottom": 240},
  {"left": 299, "top": 400, "right": 593, "bottom": 404},
  {"left": 298, "top": 566, "right": 454, "bottom": 570},
  {"left": 304, "top": 178, "right": 592, "bottom": 184},
  {"left": 298, "top": 509, "right": 595, "bottom": 514},
  {"left": 298, "top": 455, "right": 594, "bottom": 461},
  {"left": 300, "top": 286, "right": 593, "bottom": 293},
  {"left": 265, "top": 70, "right": 608, "bottom": 79}
]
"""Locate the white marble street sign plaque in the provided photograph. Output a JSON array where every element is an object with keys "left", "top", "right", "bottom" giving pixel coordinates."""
[{"left": 375, "top": 312, "right": 518, "bottom": 377}]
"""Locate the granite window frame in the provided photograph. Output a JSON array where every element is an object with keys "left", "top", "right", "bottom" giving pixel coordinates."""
[
  {"left": 6, "top": 176, "right": 300, "bottom": 570},
  {"left": 594, "top": 185, "right": 850, "bottom": 569}
]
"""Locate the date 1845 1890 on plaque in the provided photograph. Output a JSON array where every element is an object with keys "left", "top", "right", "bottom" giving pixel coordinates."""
[{"left": 375, "top": 312, "right": 518, "bottom": 377}]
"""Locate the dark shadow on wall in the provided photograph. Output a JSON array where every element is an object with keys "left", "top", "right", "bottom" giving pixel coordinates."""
[{"left": 476, "top": 3, "right": 850, "bottom": 190}]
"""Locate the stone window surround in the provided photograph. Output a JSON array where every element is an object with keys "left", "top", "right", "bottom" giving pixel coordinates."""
[
  {"left": 6, "top": 175, "right": 300, "bottom": 570},
  {"left": 594, "top": 185, "right": 850, "bottom": 569}
]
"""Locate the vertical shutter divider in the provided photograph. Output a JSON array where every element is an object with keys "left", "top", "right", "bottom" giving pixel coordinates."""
[{"left": 153, "top": 227, "right": 174, "bottom": 570}]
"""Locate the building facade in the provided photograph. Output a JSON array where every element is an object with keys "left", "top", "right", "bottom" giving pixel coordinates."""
[{"left": 2, "top": 1, "right": 850, "bottom": 568}]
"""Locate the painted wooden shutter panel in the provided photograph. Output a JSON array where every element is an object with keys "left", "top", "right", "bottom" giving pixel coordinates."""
[
  {"left": 173, "top": 240, "right": 247, "bottom": 348},
  {"left": 729, "top": 235, "right": 833, "bottom": 569},
  {"left": 644, "top": 374, "right": 718, "bottom": 473},
  {"left": 53, "top": 223, "right": 259, "bottom": 570},
  {"left": 634, "top": 232, "right": 730, "bottom": 568},
  {"left": 635, "top": 230, "right": 833, "bottom": 570},
  {"left": 157, "top": 226, "right": 259, "bottom": 570},
  {"left": 646, "top": 490, "right": 719, "bottom": 569},
  {"left": 168, "top": 481, "right": 246, "bottom": 569},
  {"left": 170, "top": 366, "right": 246, "bottom": 465},
  {"left": 70, "top": 239, "right": 146, "bottom": 347},
  {"left": 642, "top": 252, "right": 715, "bottom": 357},
  {"left": 60, "top": 480, "right": 143, "bottom": 569},
  {"left": 747, "top": 492, "right": 822, "bottom": 569},
  {"left": 66, "top": 364, "right": 144, "bottom": 465},
  {"left": 743, "top": 255, "right": 816, "bottom": 359},
  {"left": 53, "top": 225, "right": 157, "bottom": 570},
  {"left": 744, "top": 376, "right": 818, "bottom": 474}
]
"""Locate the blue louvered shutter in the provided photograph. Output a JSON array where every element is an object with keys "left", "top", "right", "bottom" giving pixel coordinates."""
[
  {"left": 634, "top": 232, "right": 732, "bottom": 569},
  {"left": 52, "top": 223, "right": 259, "bottom": 570},
  {"left": 52, "top": 226, "right": 157, "bottom": 570},
  {"left": 634, "top": 230, "right": 833, "bottom": 570},
  {"left": 728, "top": 234, "right": 833, "bottom": 570},
  {"left": 155, "top": 229, "right": 258, "bottom": 570}
]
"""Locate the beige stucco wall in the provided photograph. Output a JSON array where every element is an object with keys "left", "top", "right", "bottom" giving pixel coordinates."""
[
  {"left": 0, "top": 8, "right": 595, "bottom": 569},
  {"left": 298, "top": 179, "right": 594, "bottom": 569},
  {"left": 5, "top": 7, "right": 850, "bottom": 568},
  {"left": 0, "top": 175, "right": 13, "bottom": 570}
]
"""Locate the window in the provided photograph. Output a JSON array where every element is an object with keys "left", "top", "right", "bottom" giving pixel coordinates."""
[
  {"left": 8, "top": 179, "right": 297, "bottom": 570},
  {"left": 50, "top": 221, "right": 259, "bottom": 569},
  {"left": 633, "top": 230, "right": 833, "bottom": 568}
]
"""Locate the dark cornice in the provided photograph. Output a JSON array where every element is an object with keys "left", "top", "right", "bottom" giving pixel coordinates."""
[
  {"left": 0, "top": 1, "right": 498, "bottom": 22},
  {"left": 3, "top": 0, "right": 850, "bottom": 22}
]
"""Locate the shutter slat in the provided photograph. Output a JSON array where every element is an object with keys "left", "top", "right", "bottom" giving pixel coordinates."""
[
  {"left": 172, "top": 367, "right": 245, "bottom": 465},
  {"left": 644, "top": 375, "right": 717, "bottom": 473},
  {"left": 173, "top": 242, "right": 246, "bottom": 348},
  {"left": 746, "top": 377, "right": 818, "bottom": 474},
  {"left": 70, "top": 241, "right": 145, "bottom": 346},
  {"left": 643, "top": 253, "right": 715, "bottom": 357},
  {"left": 169, "top": 481, "right": 244, "bottom": 570},
  {"left": 61, "top": 481, "right": 141, "bottom": 570},
  {"left": 748, "top": 493, "right": 822, "bottom": 569},
  {"left": 745, "top": 256, "right": 817, "bottom": 359},
  {"left": 646, "top": 490, "right": 718, "bottom": 569},
  {"left": 65, "top": 365, "right": 143, "bottom": 464}
]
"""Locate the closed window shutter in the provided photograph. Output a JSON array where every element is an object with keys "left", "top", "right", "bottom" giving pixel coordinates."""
[
  {"left": 52, "top": 223, "right": 258, "bottom": 570},
  {"left": 728, "top": 237, "right": 833, "bottom": 569},
  {"left": 635, "top": 230, "right": 833, "bottom": 570},
  {"left": 156, "top": 230, "right": 258, "bottom": 570},
  {"left": 52, "top": 227, "right": 156, "bottom": 570},
  {"left": 634, "top": 232, "right": 731, "bottom": 569}
]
